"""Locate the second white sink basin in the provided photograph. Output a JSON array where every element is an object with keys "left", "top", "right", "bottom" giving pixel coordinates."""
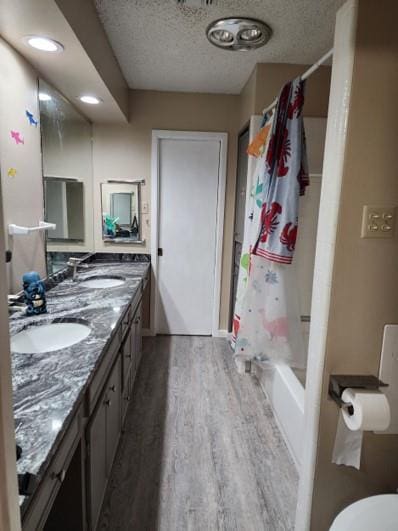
[
  {"left": 11, "top": 322, "right": 91, "bottom": 354},
  {"left": 80, "top": 276, "right": 125, "bottom": 289}
]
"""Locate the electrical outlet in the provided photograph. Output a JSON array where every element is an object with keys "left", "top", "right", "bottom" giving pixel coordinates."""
[{"left": 361, "top": 205, "right": 396, "bottom": 238}]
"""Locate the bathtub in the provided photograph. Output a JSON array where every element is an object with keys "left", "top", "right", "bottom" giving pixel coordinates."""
[
  {"left": 252, "top": 322, "right": 309, "bottom": 469},
  {"left": 254, "top": 362, "right": 305, "bottom": 468},
  {"left": 235, "top": 315, "right": 311, "bottom": 470}
]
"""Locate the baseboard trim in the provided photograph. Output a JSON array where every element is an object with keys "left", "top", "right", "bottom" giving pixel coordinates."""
[
  {"left": 144, "top": 328, "right": 231, "bottom": 338},
  {"left": 212, "top": 329, "right": 229, "bottom": 338}
]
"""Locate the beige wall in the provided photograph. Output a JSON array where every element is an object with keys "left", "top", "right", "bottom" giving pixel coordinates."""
[
  {"left": 0, "top": 38, "right": 46, "bottom": 293},
  {"left": 311, "top": 1, "right": 398, "bottom": 528},
  {"left": 238, "top": 63, "right": 331, "bottom": 131},
  {"left": 254, "top": 63, "right": 331, "bottom": 118},
  {"left": 239, "top": 67, "right": 257, "bottom": 130},
  {"left": 93, "top": 89, "right": 239, "bottom": 330}
]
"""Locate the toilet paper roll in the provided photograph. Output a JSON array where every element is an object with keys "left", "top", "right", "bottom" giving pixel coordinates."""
[
  {"left": 332, "top": 389, "right": 390, "bottom": 469},
  {"left": 341, "top": 389, "right": 390, "bottom": 432}
]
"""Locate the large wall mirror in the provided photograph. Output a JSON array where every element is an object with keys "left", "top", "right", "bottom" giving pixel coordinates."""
[
  {"left": 39, "top": 80, "right": 94, "bottom": 274},
  {"left": 101, "top": 181, "right": 144, "bottom": 243}
]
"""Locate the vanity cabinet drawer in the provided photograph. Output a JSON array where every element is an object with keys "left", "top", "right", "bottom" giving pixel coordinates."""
[
  {"left": 22, "top": 407, "right": 83, "bottom": 531},
  {"left": 120, "top": 285, "right": 142, "bottom": 340},
  {"left": 87, "top": 328, "right": 121, "bottom": 414}
]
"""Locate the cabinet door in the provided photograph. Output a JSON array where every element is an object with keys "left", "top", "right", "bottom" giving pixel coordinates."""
[
  {"left": 121, "top": 364, "right": 133, "bottom": 425},
  {"left": 87, "top": 399, "right": 107, "bottom": 530},
  {"left": 134, "top": 303, "right": 143, "bottom": 375},
  {"left": 105, "top": 356, "right": 122, "bottom": 475},
  {"left": 134, "top": 303, "right": 142, "bottom": 361}
]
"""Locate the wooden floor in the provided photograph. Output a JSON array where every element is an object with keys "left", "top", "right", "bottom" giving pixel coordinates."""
[{"left": 98, "top": 336, "right": 298, "bottom": 531}]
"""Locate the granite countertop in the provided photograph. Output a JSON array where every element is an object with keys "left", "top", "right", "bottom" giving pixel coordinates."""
[{"left": 9, "top": 261, "right": 149, "bottom": 499}]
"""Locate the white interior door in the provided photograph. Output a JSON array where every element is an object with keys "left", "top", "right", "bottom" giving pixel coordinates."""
[{"left": 156, "top": 137, "right": 222, "bottom": 335}]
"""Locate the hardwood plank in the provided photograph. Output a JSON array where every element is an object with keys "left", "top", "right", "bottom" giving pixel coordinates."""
[{"left": 98, "top": 336, "right": 298, "bottom": 531}]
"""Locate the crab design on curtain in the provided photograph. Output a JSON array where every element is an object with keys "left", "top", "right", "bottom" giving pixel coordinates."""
[
  {"left": 256, "top": 202, "right": 282, "bottom": 244},
  {"left": 232, "top": 77, "right": 308, "bottom": 369}
]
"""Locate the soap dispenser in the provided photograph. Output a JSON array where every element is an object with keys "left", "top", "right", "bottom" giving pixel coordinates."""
[{"left": 23, "top": 271, "right": 47, "bottom": 316}]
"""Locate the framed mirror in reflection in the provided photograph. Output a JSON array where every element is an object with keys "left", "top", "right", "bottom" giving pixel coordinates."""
[
  {"left": 101, "top": 181, "right": 144, "bottom": 243},
  {"left": 38, "top": 79, "right": 94, "bottom": 275},
  {"left": 44, "top": 178, "right": 84, "bottom": 241}
]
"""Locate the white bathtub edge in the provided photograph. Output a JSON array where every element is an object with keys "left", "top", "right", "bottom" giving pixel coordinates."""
[{"left": 253, "top": 362, "right": 305, "bottom": 470}]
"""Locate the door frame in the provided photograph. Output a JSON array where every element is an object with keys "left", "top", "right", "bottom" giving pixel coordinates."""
[
  {"left": 0, "top": 185, "right": 21, "bottom": 529},
  {"left": 150, "top": 130, "right": 228, "bottom": 336}
]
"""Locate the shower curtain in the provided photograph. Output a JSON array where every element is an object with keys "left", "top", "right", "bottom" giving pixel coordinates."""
[{"left": 232, "top": 77, "right": 308, "bottom": 369}]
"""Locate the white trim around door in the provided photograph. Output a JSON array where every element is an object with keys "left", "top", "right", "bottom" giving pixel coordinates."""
[{"left": 151, "top": 130, "right": 228, "bottom": 336}]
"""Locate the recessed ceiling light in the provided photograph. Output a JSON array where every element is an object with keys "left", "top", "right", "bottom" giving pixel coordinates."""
[
  {"left": 206, "top": 17, "right": 272, "bottom": 51},
  {"left": 79, "top": 95, "right": 102, "bottom": 105},
  {"left": 39, "top": 92, "right": 52, "bottom": 102},
  {"left": 211, "top": 30, "right": 234, "bottom": 43},
  {"left": 240, "top": 28, "right": 262, "bottom": 42},
  {"left": 23, "top": 35, "right": 64, "bottom": 53}
]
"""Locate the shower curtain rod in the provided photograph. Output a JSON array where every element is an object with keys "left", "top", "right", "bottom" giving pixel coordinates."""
[{"left": 261, "top": 48, "right": 334, "bottom": 116}]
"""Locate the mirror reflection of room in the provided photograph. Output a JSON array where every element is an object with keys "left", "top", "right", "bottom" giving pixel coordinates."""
[
  {"left": 44, "top": 178, "right": 84, "bottom": 241},
  {"left": 101, "top": 181, "right": 142, "bottom": 242},
  {"left": 39, "top": 79, "right": 94, "bottom": 273}
]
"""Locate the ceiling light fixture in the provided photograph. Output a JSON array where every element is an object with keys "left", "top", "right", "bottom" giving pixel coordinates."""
[
  {"left": 23, "top": 35, "right": 64, "bottom": 53},
  {"left": 206, "top": 17, "right": 272, "bottom": 51},
  {"left": 79, "top": 95, "right": 102, "bottom": 105},
  {"left": 39, "top": 93, "right": 52, "bottom": 102}
]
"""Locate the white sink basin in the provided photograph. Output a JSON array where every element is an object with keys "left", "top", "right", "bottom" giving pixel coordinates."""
[
  {"left": 80, "top": 277, "right": 125, "bottom": 289},
  {"left": 11, "top": 322, "right": 91, "bottom": 354}
]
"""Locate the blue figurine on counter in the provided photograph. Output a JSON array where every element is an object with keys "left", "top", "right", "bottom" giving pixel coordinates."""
[{"left": 23, "top": 272, "right": 47, "bottom": 316}]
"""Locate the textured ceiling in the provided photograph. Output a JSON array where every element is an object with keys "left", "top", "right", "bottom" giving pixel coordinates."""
[{"left": 94, "top": 0, "right": 345, "bottom": 94}]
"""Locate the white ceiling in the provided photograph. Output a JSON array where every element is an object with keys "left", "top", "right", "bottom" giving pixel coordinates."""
[{"left": 95, "top": 0, "right": 345, "bottom": 94}]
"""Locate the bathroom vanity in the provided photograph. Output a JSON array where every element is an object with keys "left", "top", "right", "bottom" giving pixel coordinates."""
[{"left": 9, "top": 257, "right": 150, "bottom": 530}]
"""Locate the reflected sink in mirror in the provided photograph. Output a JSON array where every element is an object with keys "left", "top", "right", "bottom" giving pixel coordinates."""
[
  {"left": 11, "top": 319, "right": 91, "bottom": 354},
  {"left": 79, "top": 275, "right": 125, "bottom": 289}
]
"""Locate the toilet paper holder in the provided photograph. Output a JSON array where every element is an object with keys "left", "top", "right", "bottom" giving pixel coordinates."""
[{"left": 329, "top": 375, "right": 388, "bottom": 415}]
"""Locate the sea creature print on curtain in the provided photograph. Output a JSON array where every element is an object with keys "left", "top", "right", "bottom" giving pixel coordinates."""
[{"left": 232, "top": 77, "right": 308, "bottom": 369}]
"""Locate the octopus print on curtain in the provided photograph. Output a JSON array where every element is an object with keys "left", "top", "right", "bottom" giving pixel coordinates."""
[{"left": 232, "top": 77, "right": 308, "bottom": 369}]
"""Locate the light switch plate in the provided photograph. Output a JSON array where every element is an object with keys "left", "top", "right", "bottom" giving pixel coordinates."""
[
  {"left": 361, "top": 205, "right": 396, "bottom": 238},
  {"left": 379, "top": 324, "right": 398, "bottom": 434},
  {"left": 142, "top": 201, "right": 149, "bottom": 214}
]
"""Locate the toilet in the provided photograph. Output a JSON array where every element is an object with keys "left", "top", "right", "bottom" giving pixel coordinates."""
[{"left": 330, "top": 494, "right": 398, "bottom": 530}]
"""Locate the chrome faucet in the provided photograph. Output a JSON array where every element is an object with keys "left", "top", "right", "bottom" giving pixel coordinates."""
[{"left": 67, "top": 257, "right": 89, "bottom": 280}]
